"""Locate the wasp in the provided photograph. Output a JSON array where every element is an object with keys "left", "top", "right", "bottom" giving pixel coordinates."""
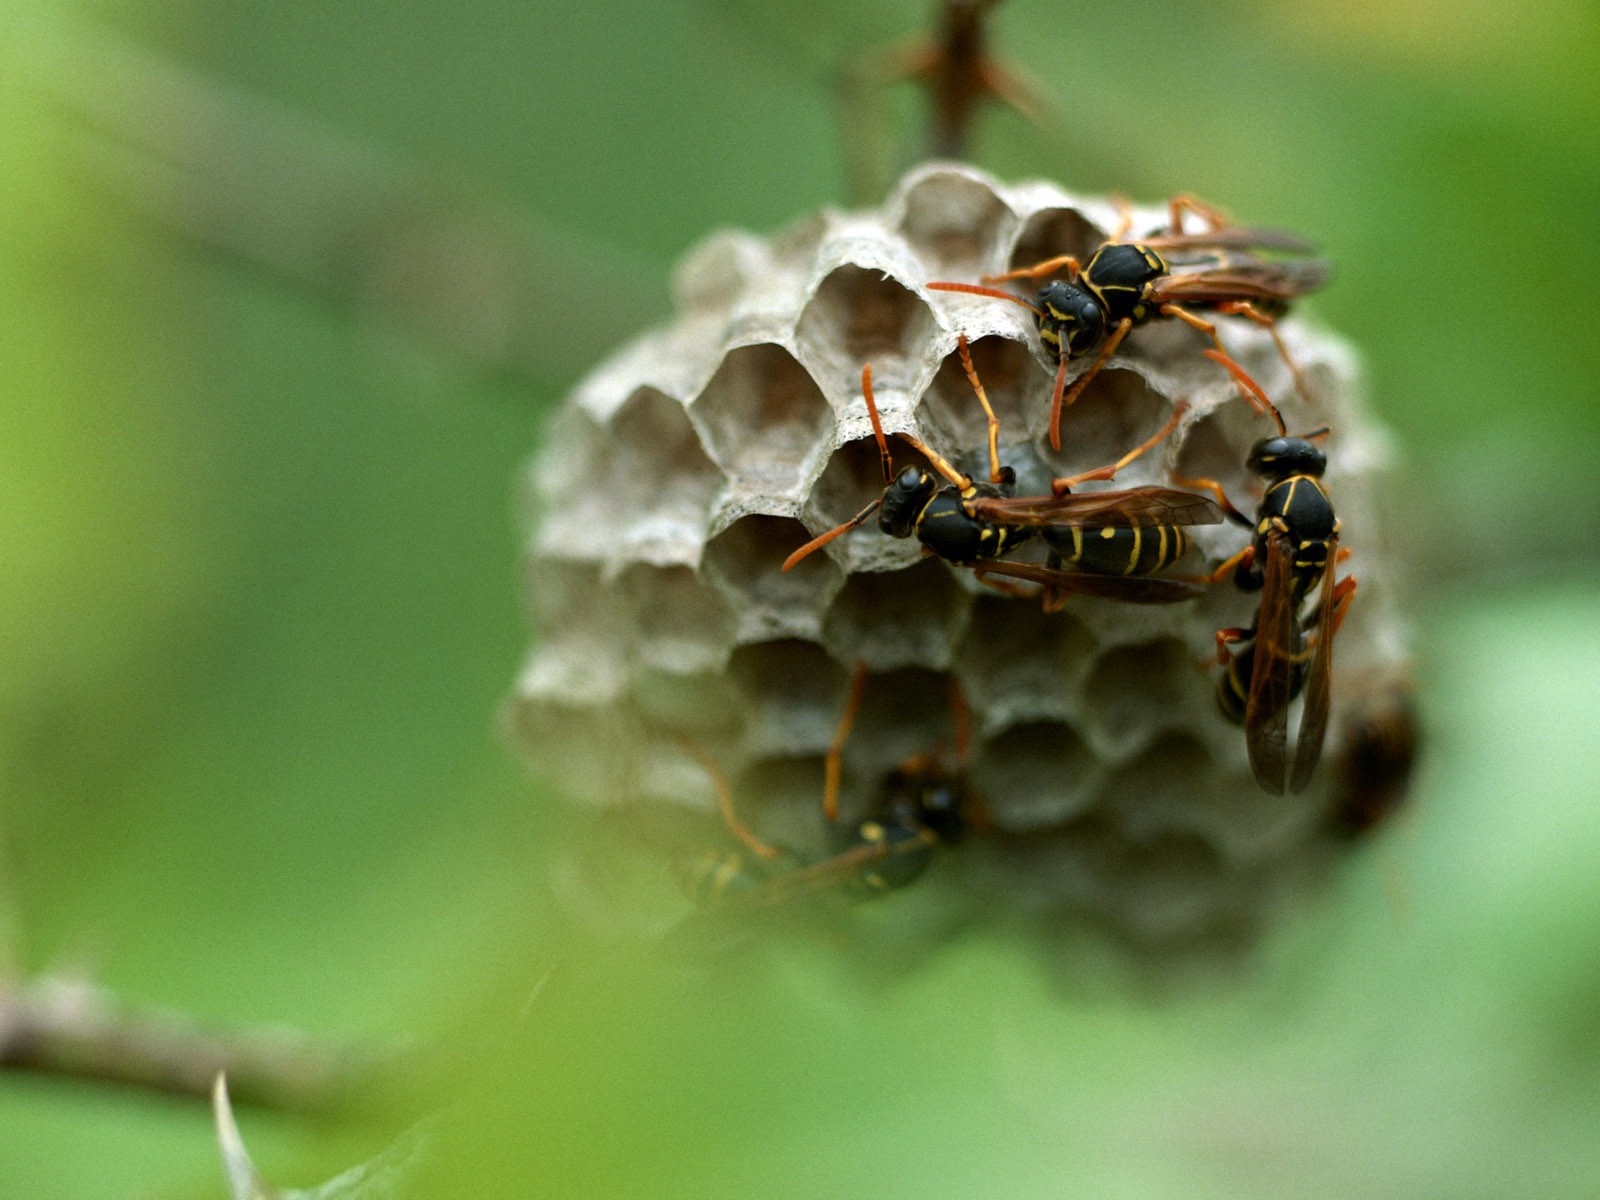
[
  {"left": 676, "top": 665, "right": 977, "bottom": 912},
  {"left": 781, "top": 335, "right": 1221, "bottom": 607},
  {"left": 1176, "top": 380, "right": 1357, "bottom": 795},
  {"left": 1327, "top": 680, "right": 1419, "bottom": 837},
  {"left": 926, "top": 195, "right": 1329, "bottom": 452}
]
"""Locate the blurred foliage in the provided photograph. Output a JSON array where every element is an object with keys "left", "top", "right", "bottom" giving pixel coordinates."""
[{"left": 1, "top": 0, "right": 1597, "bottom": 1197}]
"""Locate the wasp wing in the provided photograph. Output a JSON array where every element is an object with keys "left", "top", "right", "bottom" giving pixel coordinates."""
[
  {"left": 968, "top": 486, "right": 1222, "bottom": 530},
  {"left": 1149, "top": 260, "right": 1331, "bottom": 306},
  {"left": 973, "top": 559, "right": 1205, "bottom": 603},
  {"left": 1244, "top": 530, "right": 1298, "bottom": 794},
  {"left": 1289, "top": 535, "right": 1340, "bottom": 794},
  {"left": 1139, "top": 226, "right": 1317, "bottom": 254}
]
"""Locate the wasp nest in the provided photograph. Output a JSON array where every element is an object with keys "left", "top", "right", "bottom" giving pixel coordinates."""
[{"left": 510, "top": 163, "right": 1412, "bottom": 966}]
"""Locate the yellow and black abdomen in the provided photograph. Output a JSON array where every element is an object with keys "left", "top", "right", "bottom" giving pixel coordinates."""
[
  {"left": 915, "top": 490, "right": 1035, "bottom": 566},
  {"left": 1044, "top": 521, "right": 1191, "bottom": 576}
]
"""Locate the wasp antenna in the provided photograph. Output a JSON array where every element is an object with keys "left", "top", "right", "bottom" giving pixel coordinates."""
[
  {"left": 860, "top": 363, "right": 894, "bottom": 486},
  {"left": 1046, "top": 352, "right": 1071, "bottom": 452},
  {"left": 1303, "top": 425, "right": 1333, "bottom": 441},
  {"left": 926, "top": 281, "right": 1045, "bottom": 319},
  {"left": 781, "top": 499, "right": 883, "bottom": 573}
]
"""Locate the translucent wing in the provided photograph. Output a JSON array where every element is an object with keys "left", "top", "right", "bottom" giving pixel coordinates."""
[
  {"left": 1148, "top": 260, "right": 1331, "bottom": 305},
  {"left": 968, "top": 486, "right": 1222, "bottom": 529},
  {"left": 1138, "top": 226, "right": 1317, "bottom": 254},
  {"left": 973, "top": 559, "right": 1205, "bottom": 604},
  {"left": 1289, "top": 534, "right": 1340, "bottom": 794},
  {"left": 1244, "top": 530, "right": 1297, "bottom": 794}
]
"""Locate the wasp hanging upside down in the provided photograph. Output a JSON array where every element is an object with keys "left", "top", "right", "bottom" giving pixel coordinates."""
[
  {"left": 781, "top": 335, "right": 1221, "bottom": 608},
  {"left": 1177, "top": 374, "right": 1357, "bottom": 795},
  {"left": 677, "top": 665, "right": 978, "bottom": 915},
  {"left": 927, "top": 195, "right": 1329, "bottom": 453}
]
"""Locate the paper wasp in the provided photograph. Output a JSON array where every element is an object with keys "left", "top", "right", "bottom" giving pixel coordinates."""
[
  {"left": 1177, "top": 378, "right": 1356, "bottom": 795},
  {"left": 1327, "top": 681, "right": 1419, "bottom": 837},
  {"left": 927, "top": 195, "right": 1328, "bottom": 452},
  {"left": 781, "top": 335, "right": 1221, "bottom": 607},
  {"left": 676, "top": 664, "right": 976, "bottom": 912}
]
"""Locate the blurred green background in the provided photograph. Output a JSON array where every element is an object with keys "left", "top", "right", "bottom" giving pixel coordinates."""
[{"left": 2, "top": 0, "right": 1598, "bottom": 1196}]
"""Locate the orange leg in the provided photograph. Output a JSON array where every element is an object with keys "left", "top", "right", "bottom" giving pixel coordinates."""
[
  {"left": 1110, "top": 194, "right": 1134, "bottom": 241},
  {"left": 1215, "top": 625, "right": 1251, "bottom": 667},
  {"left": 683, "top": 739, "right": 780, "bottom": 861},
  {"left": 1048, "top": 316, "right": 1133, "bottom": 452},
  {"left": 955, "top": 334, "right": 1006, "bottom": 483},
  {"left": 1171, "top": 470, "right": 1252, "bottom": 527},
  {"left": 1162, "top": 303, "right": 1282, "bottom": 424},
  {"left": 982, "top": 253, "right": 1082, "bottom": 285},
  {"left": 1191, "top": 544, "right": 1255, "bottom": 587},
  {"left": 1167, "top": 194, "right": 1232, "bottom": 235},
  {"left": 823, "top": 661, "right": 870, "bottom": 824},
  {"left": 1214, "top": 300, "right": 1316, "bottom": 407},
  {"left": 1051, "top": 400, "right": 1187, "bottom": 494}
]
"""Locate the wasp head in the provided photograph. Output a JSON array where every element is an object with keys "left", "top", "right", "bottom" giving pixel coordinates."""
[
  {"left": 1247, "top": 435, "right": 1326, "bottom": 482},
  {"left": 878, "top": 464, "right": 939, "bottom": 538},
  {"left": 1035, "top": 280, "right": 1106, "bottom": 359}
]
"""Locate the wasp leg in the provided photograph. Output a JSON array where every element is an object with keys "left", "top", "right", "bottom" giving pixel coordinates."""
[
  {"left": 1171, "top": 471, "right": 1253, "bottom": 529},
  {"left": 1215, "top": 625, "right": 1251, "bottom": 666},
  {"left": 982, "top": 253, "right": 1081, "bottom": 285},
  {"left": 1160, "top": 304, "right": 1281, "bottom": 421},
  {"left": 955, "top": 334, "right": 1006, "bottom": 483},
  {"left": 1214, "top": 300, "right": 1316, "bottom": 408},
  {"left": 683, "top": 739, "right": 782, "bottom": 861},
  {"left": 971, "top": 568, "right": 1045, "bottom": 601},
  {"left": 1048, "top": 316, "right": 1133, "bottom": 451},
  {"left": 1167, "top": 194, "right": 1232, "bottom": 235},
  {"left": 1051, "top": 400, "right": 1186, "bottom": 493},
  {"left": 823, "top": 661, "right": 870, "bottom": 824},
  {"left": 1109, "top": 193, "right": 1134, "bottom": 241}
]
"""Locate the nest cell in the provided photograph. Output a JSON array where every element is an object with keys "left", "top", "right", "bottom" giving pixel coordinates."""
[
  {"left": 794, "top": 265, "right": 940, "bottom": 401},
  {"left": 688, "top": 342, "right": 832, "bottom": 494},
  {"left": 701, "top": 513, "right": 841, "bottom": 644},
  {"left": 821, "top": 557, "right": 972, "bottom": 672}
]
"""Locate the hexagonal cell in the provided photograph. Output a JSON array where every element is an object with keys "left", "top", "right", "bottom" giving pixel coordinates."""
[
  {"left": 1005, "top": 205, "right": 1108, "bottom": 279},
  {"left": 506, "top": 688, "right": 638, "bottom": 805},
  {"left": 523, "top": 558, "right": 614, "bottom": 633},
  {"left": 670, "top": 229, "right": 768, "bottom": 313},
  {"left": 1102, "top": 731, "right": 1315, "bottom": 867},
  {"left": 1102, "top": 830, "right": 1234, "bottom": 947},
  {"left": 605, "top": 385, "right": 725, "bottom": 555},
  {"left": 1171, "top": 401, "right": 1258, "bottom": 506},
  {"left": 822, "top": 558, "right": 971, "bottom": 672},
  {"left": 915, "top": 334, "right": 1041, "bottom": 453},
  {"left": 525, "top": 409, "right": 614, "bottom": 564},
  {"left": 1042, "top": 367, "right": 1180, "bottom": 487},
  {"left": 845, "top": 665, "right": 969, "bottom": 792},
  {"left": 953, "top": 594, "right": 1097, "bottom": 722},
  {"left": 794, "top": 265, "right": 940, "bottom": 401},
  {"left": 972, "top": 717, "right": 1101, "bottom": 830},
  {"left": 793, "top": 434, "right": 928, "bottom": 575},
  {"left": 732, "top": 753, "right": 832, "bottom": 857},
  {"left": 614, "top": 562, "right": 735, "bottom": 672},
  {"left": 891, "top": 166, "right": 1018, "bottom": 278},
  {"left": 727, "top": 638, "right": 851, "bottom": 758},
  {"left": 1079, "top": 637, "right": 1209, "bottom": 761},
  {"left": 688, "top": 342, "right": 832, "bottom": 493},
  {"left": 629, "top": 663, "right": 742, "bottom": 736},
  {"left": 701, "top": 513, "right": 842, "bottom": 644}
]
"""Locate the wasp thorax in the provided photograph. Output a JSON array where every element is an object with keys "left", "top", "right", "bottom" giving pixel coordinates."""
[
  {"left": 878, "top": 464, "right": 937, "bottom": 538},
  {"left": 1035, "top": 280, "right": 1106, "bottom": 358},
  {"left": 1247, "top": 435, "right": 1327, "bottom": 481}
]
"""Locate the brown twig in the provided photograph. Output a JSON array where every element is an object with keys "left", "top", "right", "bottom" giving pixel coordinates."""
[{"left": 0, "top": 974, "right": 397, "bottom": 1112}]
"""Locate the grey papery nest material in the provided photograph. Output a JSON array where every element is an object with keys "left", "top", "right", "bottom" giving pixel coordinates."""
[{"left": 510, "top": 163, "right": 1412, "bottom": 964}]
